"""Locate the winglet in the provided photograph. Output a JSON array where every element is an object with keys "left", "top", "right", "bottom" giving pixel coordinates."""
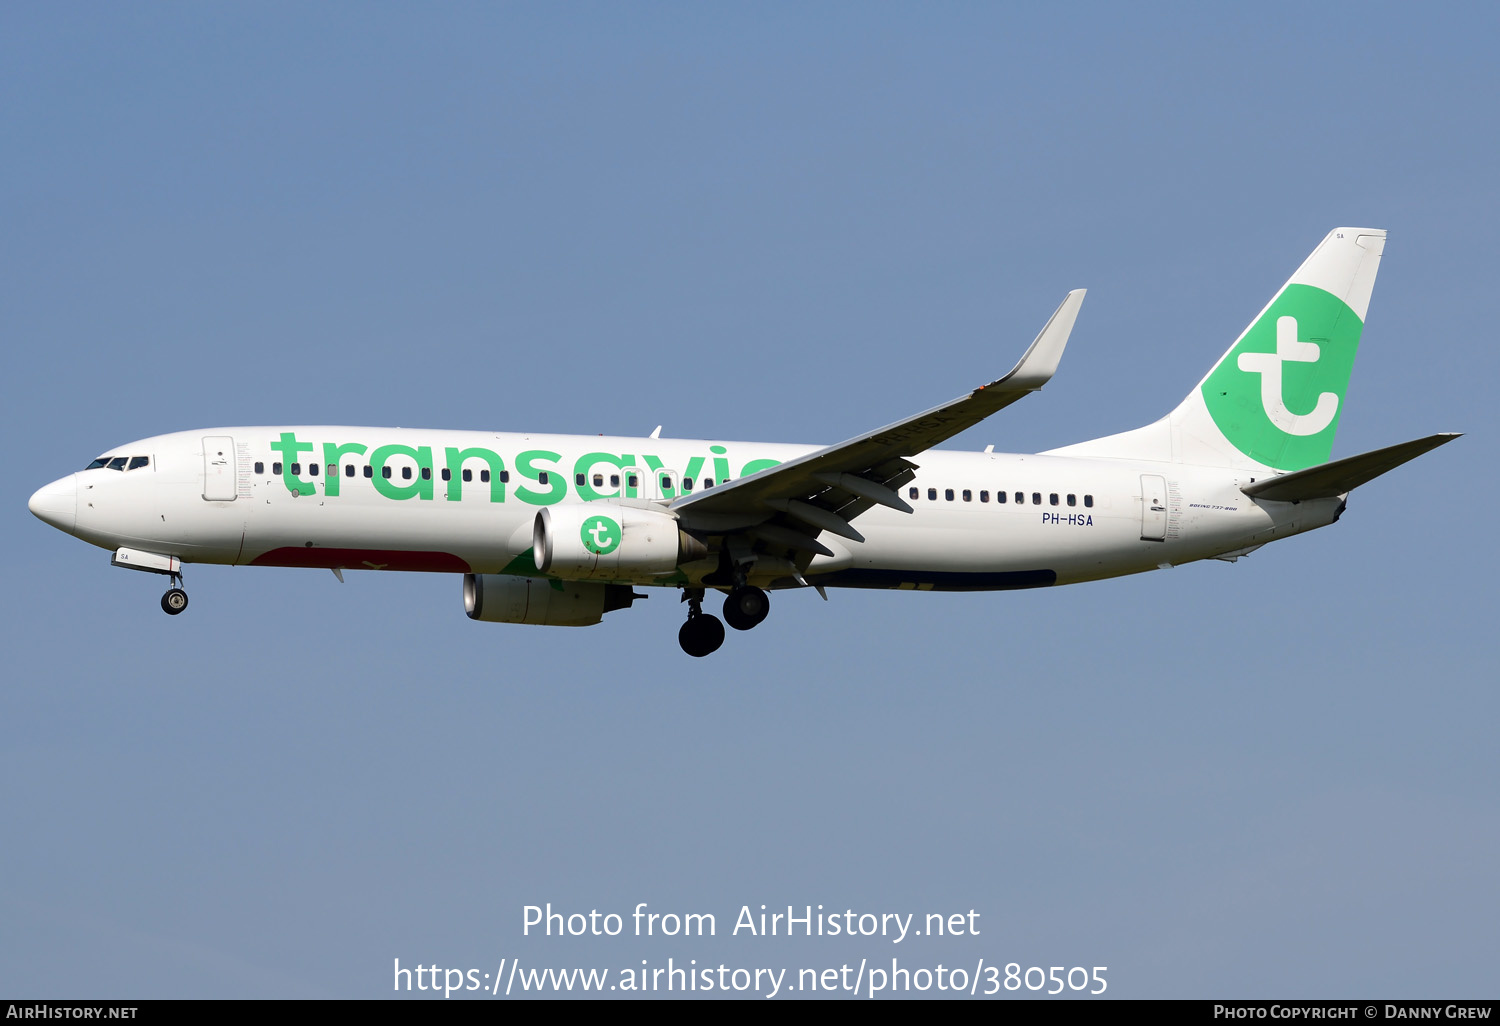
[{"left": 992, "top": 289, "right": 1086, "bottom": 391}]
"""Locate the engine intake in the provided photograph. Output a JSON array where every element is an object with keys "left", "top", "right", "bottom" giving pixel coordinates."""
[{"left": 534, "top": 504, "right": 706, "bottom": 580}]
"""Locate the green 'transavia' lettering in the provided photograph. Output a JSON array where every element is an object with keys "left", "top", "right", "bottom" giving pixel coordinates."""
[
  {"left": 445, "top": 447, "right": 507, "bottom": 502},
  {"left": 516, "top": 450, "right": 565, "bottom": 505},
  {"left": 572, "top": 452, "right": 633, "bottom": 501},
  {"left": 321, "top": 441, "right": 368, "bottom": 497},
  {"left": 371, "top": 444, "right": 434, "bottom": 501},
  {"left": 265, "top": 435, "right": 783, "bottom": 504},
  {"left": 271, "top": 432, "right": 314, "bottom": 496}
]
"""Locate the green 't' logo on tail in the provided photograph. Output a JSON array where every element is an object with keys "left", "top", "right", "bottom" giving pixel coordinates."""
[{"left": 1200, "top": 283, "right": 1364, "bottom": 472}]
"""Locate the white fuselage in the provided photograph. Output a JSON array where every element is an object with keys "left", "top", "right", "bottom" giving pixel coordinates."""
[{"left": 40, "top": 426, "right": 1338, "bottom": 592}]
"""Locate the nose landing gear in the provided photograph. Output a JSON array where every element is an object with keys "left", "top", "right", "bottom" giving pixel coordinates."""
[
  {"left": 159, "top": 571, "right": 188, "bottom": 616},
  {"left": 678, "top": 588, "right": 725, "bottom": 657},
  {"left": 109, "top": 550, "right": 190, "bottom": 616}
]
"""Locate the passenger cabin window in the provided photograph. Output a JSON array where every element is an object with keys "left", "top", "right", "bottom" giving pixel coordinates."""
[
  {"left": 343, "top": 464, "right": 353, "bottom": 478},
  {"left": 382, "top": 467, "right": 392, "bottom": 479},
  {"left": 576, "top": 473, "right": 586, "bottom": 486},
  {"left": 254, "top": 462, "right": 265, "bottom": 475},
  {"left": 538, "top": 472, "right": 550, "bottom": 485},
  {"left": 462, "top": 469, "right": 472, "bottom": 482},
  {"left": 997, "top": 490, "right": 1006, "bottom": 503},
  {"left": 909, "top": 487, "right": 919, "bottom": 500},
  {"left": 441, "top": 468, "right": 451, "bottom": 481},
  {"left": 307, "top": 463, "right": 318, "bottom": 477},
  {"left": 593, "top": 474, "right": 604, "bottom": 487},
  {"left": 980, "top": 490, "right": 989, "bottom": 502},
  {"left": 421, "top": 467, "right": 431, "bottom": 480},
  {"left": 1014, "top": 492, "right": 1023, "bottom": 504},
  {"left": 683, "top": 477, "right": 693, "bottom": 491},
  {"left": 962, "top": 489, "right": 972, "bottom": 502},
  {"left": 1084, "top": 494, "right": 1094, "bottom": 508},
  {"left": 928, "top": 488, "right": 937, "bottom": 501},
  {"left": 945, "top": 488, "right": 954, "bottom": 501},
  {"left": 1067, "top": 493, "right": 1076, "bottom": 506},
  {"left": 628, "top": 474, "right": 638, "bottom": 488},
  {"left": 480, "top": 470, "right": 491, "bottom": 483},
  {"left": 363, "top": 466, "right": 373, "bottom": 478},
  {"left": 610, "top": 474, "right": 620, "bottom": 487},
  {"left": 1032, "top": 492, "right": 1041, "bottom": 505},
  {"left": 704, "top": 478, "right": 713, "bottom": 488},
  {"left": 1049, "top": 493, "right": 1058, "bottom": 506},
  {"left": 273, "top": 462, "right": 283, "bottom": 475}
]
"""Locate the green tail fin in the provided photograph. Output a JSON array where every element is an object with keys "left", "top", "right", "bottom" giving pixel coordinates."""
[{"left": 1048, "top": 228, "right": 1387, "bottom": 472}]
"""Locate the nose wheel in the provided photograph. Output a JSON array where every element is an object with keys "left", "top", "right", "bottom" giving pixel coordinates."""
[
  {"left": 160, "top": 573, "right": 188, "bottom": 615},
  {"left": 678, "top": 588, "right": 724, "bottom": 657}
]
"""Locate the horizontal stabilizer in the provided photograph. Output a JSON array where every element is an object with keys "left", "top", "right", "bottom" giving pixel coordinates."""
[{"left": 1241, "top": 433, "right": 1460, "bottom": 502}]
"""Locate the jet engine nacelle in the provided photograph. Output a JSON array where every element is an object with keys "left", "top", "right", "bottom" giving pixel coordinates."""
[
  {"left": 534, "top": 504, "right": 706, "bottom": 580},
  {"left": 463, "top": 573, "right": 636, "bottom": 627}
]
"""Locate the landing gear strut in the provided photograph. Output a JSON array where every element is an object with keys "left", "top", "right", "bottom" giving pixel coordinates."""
[
  {"left": 678, "top": 588, "right": 724, "bottom": 657},
  {"left": 160, "top": 573, "right": 188, "bottom": 616},
  {"left": 723, "top": 585, "right": 769, "bottom": 631}
]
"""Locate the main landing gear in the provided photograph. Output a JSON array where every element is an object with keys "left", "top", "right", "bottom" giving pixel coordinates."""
[
  {"left": 678, "top": 589, "right": 724, "bottom": 658},
  {"left": 160, "top": 573, "right": 188, "bottom": 616},
  {"left": 677, "top": 585, "right": 772, "bottom": 656},
  {"left": 723, "top": 585, "right": 770, "bottom": 631}
]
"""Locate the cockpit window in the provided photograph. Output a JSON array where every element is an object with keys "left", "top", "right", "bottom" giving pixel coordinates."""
[{"left": 87, "top": 455, "right": 151, "bottom": 471}]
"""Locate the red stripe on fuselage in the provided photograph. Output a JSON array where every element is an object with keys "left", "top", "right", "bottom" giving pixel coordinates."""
[{"left": 248, "top": 547, "right": 472, "bottom": 573}]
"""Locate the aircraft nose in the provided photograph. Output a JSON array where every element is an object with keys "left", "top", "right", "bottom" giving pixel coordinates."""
[{"left": 28, "top": 475, "right": 77, "bottom": 533}]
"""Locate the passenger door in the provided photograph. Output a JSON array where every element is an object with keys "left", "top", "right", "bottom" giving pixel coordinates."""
[
  {"left": 202, "top": 436, "right": 237, "bottom": 501},
  {"left": 1139, "top": 474, "right": 1167, "bottom": 541}
]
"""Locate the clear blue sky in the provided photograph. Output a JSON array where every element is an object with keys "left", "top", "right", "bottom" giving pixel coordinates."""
[{"left": 3, "top": 2, "right": 1495, "bottom": 999}]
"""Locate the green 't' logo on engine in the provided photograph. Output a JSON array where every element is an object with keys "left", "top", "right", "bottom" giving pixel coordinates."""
[
  {"left": 582, "top": 515, "right": 622, "bottom": 555},
  {"left": 1200, "top": 283, "right": 1364, "bottom": 472}
]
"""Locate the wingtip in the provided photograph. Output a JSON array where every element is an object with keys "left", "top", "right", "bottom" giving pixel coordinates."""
[{"left": 1000, "top": 288, "right": 1086, "bottom": 389}]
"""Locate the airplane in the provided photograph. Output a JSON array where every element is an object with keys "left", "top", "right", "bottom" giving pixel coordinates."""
[{"left": 28, "top": 227, "right": 1458, "bottom": 656}]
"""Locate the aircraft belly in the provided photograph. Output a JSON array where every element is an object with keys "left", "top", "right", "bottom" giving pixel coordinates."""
[
  {"left": 807, "top": 514, "right": 1135, "bottom": 590},
  {"left": 851, "top": 514, "right": 1137, "bottom": 574}
]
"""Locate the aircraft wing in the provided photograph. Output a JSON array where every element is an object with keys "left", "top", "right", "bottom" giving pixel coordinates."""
[{"left": 670, "top": 290, "right": 1085, "bottom": 552}]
